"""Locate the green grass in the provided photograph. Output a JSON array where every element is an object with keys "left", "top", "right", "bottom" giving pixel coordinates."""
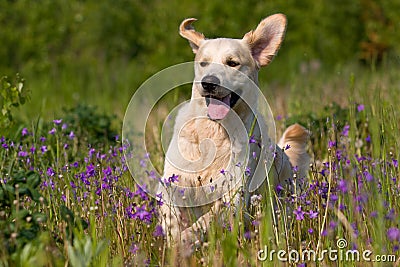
[{"left": 1, "top": 60, "right": 400, "bottom": 266}]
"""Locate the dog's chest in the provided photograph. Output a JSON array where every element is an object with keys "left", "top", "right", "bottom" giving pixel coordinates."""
[{"left": 177, "top": 118, "right": 232, "bottom": 184}]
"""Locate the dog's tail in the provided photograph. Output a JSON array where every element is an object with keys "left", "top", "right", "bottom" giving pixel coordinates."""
[{"left": 278, "top": 124, "right": 310, "bottom": 179}]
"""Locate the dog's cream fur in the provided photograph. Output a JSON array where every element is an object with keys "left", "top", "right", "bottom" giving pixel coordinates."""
[{"left": 159, "top": 14, "right": 310, "bottom": 252}]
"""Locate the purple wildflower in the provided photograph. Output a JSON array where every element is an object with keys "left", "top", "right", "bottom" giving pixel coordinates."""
[
  {"left": 49, "top": 128, "right": 56, "bottom": 135},
  {"left": 363, "top": 170, "right": 373, "bottom": 182},
  {"left": 155, "top": 192, "right": 163, "bottom": 206},
  {"left": 292, "top": 165, "right": 298, "bottom": 173},
  {"left": 249, "top": 135, "right": 256, "bottom": 144},
  {"left": 209, "top": 185, "right": 216, "bottom": 192},
  {"left": 321, "top": 229, "right": 328, "bottom": 236},
  {"left": 342, "top": 125, "right": 350, "bottom": 137},
  {"left": 223, "top": 223, "right": 232, "bottom": 232},
  {"left": 392, "top": 159, "right": 398, "bottom": 168},
  {"left": 387, "top": 227, "right": 400, "bottom": 242},
  {"left": 146, "top": 170, "right": 157, "bottom": 179},
  {"left": 357, "top": 104, "right": 364, "bottom": 112},
  {"left": 21, "top": 128, "right": 29, "bottom": 136},
  {"left": 276, "top": 184, "right": 284, "bottom": 194},
  {"left": 153, "top": 225, "right": 164, "bottom": 237},
  {"left": 337, "top": 179, "right": 348, "bottom": 193},
  {"left": 40, "top": 146, "right": 48, "bottom": 154},
  {"left": 355, "top": 193, "right": 368, "bottom": 204},
  {"left": 308, "top": 210, "right": 319, "bottom": 219},
  {"left": 103, "top": 166, "right": 112, "bottom": 176},
  {"left": 47, "top": 167, "right": 55, "bottom": 177},
  {"left": 53, "top": 119, "right": 62, "bottom": 125},
  {"left": 336, "top": 150, "right": 342, "bottom": 161},
  {"left": 133, "top": 204, "right": 151, "bottom": 222},
  {"left": 88, "top": 148, "right": 96, "bottom": 158},
  {"left": 129, "top": 243, "right": 139, "bottom": 254},
  {"left": 18, "top": 151, "right": 28, "bottom": 157},
  {"left": 134, "top": 185, "right": 149, "bottom": 201},
  {"left": 162, "top": 174, "right": 179, "bottom": 186},
  {"left": 70, "top": 181, "right": 77, "bottom": 189},
  {"left": 244, "top": 231, "right": 252, "bottom": 239},
  {"left": 169, "top": 174, "right": 179, "bottom": 183},
  {"left": 365, "top": 135, "right": 371, "bottom": 143},
  {"left": 328, "top": 140, "right": 336, "bottom": 148},
  {"left": 139, "top": 159, "right": 147, "bottom": 168},
  {"left": 49, "top": 179, "right": 55, "bottom": 190},
  {"left": 293, "top": 206, "right": 305, "bottom": 220},
  {"left": 245, "top": 166, "right": 251, "bottom": 176},
  {"left": 330, "top": 194, "right": 338, "bottom": 203},
  {"left": 71, "top": 161, "right": 79, "bottom": 168},
  {"left": 86, "top": 164, "right": 96, "bottom": 177},
  {"left": 329, "top": 221, "right": 337, "bottom": 229}
]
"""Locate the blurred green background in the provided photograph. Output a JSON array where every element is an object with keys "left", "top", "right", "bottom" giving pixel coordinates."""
[{"left": 1, "top": 0, "right": 399, "bottom": 123}]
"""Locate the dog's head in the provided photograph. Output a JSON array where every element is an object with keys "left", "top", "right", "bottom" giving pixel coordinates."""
[{"left": 179, "top": 14, "right": 287, "bottom": 120}]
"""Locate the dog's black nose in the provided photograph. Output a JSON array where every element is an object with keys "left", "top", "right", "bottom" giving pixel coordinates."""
[{"left": 201, "top": 75, "right": 220, "bottom": 92}]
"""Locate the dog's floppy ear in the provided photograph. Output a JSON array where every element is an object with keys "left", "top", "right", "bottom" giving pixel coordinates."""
[
  {"left": 243, "top": 14, "right": 287, "bottom": 67},
  {"left": 179, "top": 18, "right": 205, "bottom": 54}
]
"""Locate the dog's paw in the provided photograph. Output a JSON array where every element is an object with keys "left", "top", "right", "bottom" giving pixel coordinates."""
[{"left": 179, "top": 228, "right": 197, "bottom": 257}]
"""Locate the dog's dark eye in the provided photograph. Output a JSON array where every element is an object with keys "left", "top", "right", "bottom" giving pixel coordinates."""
[
  {"left": 226, "top": 60, "right": 240, "bottom": 67},
  {"left": 200, "top": 61, "right": 209, "bottom": 67}
]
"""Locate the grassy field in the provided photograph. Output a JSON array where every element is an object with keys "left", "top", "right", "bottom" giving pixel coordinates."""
[
  {"left": 1, "top": 1, "right": 400, "bottom": 265},
  {"left": 1, "top": 57, "right": 399, "bottom": 266}
]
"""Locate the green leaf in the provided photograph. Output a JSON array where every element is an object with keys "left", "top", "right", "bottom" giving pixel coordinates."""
[
  {"left": 28, "top": 187, "right": 42, "bottom": 202},
  {"left": 5, "top": 184, "right": 15, "bottom": 194},
  {"left": 18, "top": 228, "right": 37, "bottom": 241},
  {"left": 26, "top": 172, "right": 40, "bottom": 189},
  {"left": 60, "top": 205, "right": 75, "bottom": 223},
  {"left": 15, "top": 209, "right": 29, "bottom": 220},
  {"left": 0, "top": 186, "right": 4, "bottom": 202},
  {"left": 10, "top": 171, "right": 27, "bottom": 184}
]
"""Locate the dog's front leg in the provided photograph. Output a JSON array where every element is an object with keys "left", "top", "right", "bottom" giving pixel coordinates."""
[
  {"left": 160, "top": 198, "right": 182, "bottom": 246},
  {"left": 179, "top": 200, "right": 222, "bottom": 253}
]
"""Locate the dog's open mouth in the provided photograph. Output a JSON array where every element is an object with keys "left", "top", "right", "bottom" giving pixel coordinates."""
[{"left": 205, "top": 90, "right": 241, "bottom": 120}]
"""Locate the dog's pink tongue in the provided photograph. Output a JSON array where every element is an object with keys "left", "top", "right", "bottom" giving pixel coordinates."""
[{"left": 208, "top": 94, "right": 231, "bottom": 120}]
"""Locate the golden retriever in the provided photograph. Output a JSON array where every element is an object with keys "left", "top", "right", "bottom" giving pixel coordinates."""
[{"left": 158, "top": 13, "right": 310, "bottom": 254}]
